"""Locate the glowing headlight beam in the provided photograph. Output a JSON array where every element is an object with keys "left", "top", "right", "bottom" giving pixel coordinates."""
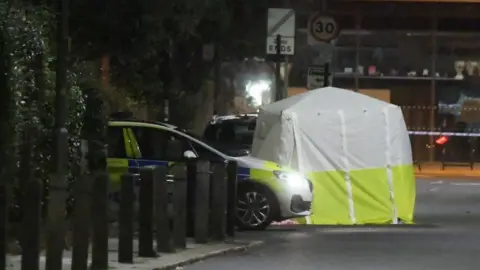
[{"left": 273, "top": 171, "right": 309, "bottom": 190}]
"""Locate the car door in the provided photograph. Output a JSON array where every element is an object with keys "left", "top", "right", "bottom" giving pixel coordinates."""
[
  {"left": 107, "top": 125, "right": 136, "bottom": 190},
  {"left": 127, "top": 125, "right": 177, "bottom": 167},
  {"left": 127, "top": 125, "right": 199, "bottom": 181},
  {"left": 107, "top": 125, "right": 139, "bottom": 219},
  {"left": 127, "top": 125, "right": 196, "bottom": 208}
]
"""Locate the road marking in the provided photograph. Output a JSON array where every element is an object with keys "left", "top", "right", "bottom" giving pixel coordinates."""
[
  {"left": 430, "top": 180, "right": 443, "bottom": 185},
  {"left": 429, "top": 187, "right": 440, "bottom": 192},
  {"left": 450, "top": 182, "right": 480, "bottom": 186}
]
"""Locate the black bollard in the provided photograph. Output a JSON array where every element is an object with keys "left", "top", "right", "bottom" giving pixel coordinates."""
[
  {"left": 172, "top": 163, "right": 187, "bottom": 249},
  {"left": 0, "top": 185, "right": 6, "bottom": 270},
  {"left": 19, "top": 127, "right": 41, "bottom": 270},
  {"left": 185, "top": 161, "right": 196, "bottom": 238},
  {"left": 226, "top": 161, "right": 238, "bottom": 237},
  {"left": 209, "top": 161, "right": 227, "bottom": 241},
  {"left": 154, "top": 165, "right": 174, "bottom": 253},
  {"left": 469, "top": 138, "right": 476, "bottom": 170},
  {"left": 91, "top": 172, "right": 109, "bottom": 270},
  {"left": 21, "top": 179, "right": 42, "bottom": 270},
  {"left": 138, "top": 167, "right": 156, "bottom": 257},
  {"left": 118, "top": 173, "right": 135, "bottom": 263},
  {"left": 71, "top": 173, "right": 92, "bottom": 270},
  {"left": 194, "top": 160, "right": 210, "bottom": 243}
]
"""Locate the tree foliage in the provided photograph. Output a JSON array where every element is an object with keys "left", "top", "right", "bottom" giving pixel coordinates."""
[
  {"left": 69, "top": 0, "right": 272, "bottom": 125},
  {"left": 0, "top": 0, "right": 276, "bottom": 222},
  {"left": 0, "top": 1, "right": 86, "bottom": 221}
]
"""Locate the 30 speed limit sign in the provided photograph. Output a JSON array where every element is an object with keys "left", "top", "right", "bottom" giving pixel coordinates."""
[{"left": 308, "top": 14, "right": 339, "bottom": 44}]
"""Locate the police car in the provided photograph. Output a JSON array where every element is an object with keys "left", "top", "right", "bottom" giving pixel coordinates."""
[{"left": 107, "top": 113, "right": 312, "bottom": 230}]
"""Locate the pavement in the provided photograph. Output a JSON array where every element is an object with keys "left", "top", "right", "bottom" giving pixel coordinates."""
[
  {"left": 6, "top": 238, "right": 262, "bottom": 270},
  {"left": 415, "top": 162, "right": 480, "bottom": 179},
  {"left": 8, "top": 175, "right": 480, "bottom": 269},
  {"left": 182, "top": 178, "right": 480, "bottom": 270}
]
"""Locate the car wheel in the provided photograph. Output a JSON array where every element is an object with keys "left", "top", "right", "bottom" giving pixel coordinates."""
[{"left": 236, "top": 186, "right": 277, "bottom": 230}]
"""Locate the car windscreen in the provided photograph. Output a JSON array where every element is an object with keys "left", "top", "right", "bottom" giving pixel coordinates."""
[{"left": 207, "top": 121, "right": 256, "bottom": 145}]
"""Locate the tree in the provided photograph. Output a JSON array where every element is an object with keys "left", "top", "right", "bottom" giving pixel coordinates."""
[
  {"left": 0, "top": 0, "right": 16, "bottom": 264},
  {"left": 0, "top": 1, "right": 87, "bottom": 261},
  {"left": 68, "top": 0, "right": 273, "bottom": 130}
]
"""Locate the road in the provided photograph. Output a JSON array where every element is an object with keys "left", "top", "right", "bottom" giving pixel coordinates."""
[{"left": 185, "top": 179, "right": 480, "bottom": 270}]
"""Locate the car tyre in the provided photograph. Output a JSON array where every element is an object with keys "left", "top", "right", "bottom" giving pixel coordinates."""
[{"left": 235, "top": 185, "right": 278, "bottom": 231}]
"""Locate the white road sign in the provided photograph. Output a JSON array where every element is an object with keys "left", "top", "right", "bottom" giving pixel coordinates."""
[
  {"left": 266, "top": 36, "right": 294, "bottom": 55},
  {"left": 266, "top": 8, "right": 295, "bottom": 55},
  {"left": 307, "top": 66, "right": 326, "bottom": 89},
  {"left": 307, "top": 14, "right": 339, "bottom": 45}
]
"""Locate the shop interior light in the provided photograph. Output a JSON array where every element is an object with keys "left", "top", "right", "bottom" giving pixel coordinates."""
[{"left": 246, "top": 80, "right": 271, "bottom": 107}]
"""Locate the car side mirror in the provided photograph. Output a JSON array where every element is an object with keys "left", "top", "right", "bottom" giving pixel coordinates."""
[{"left": 183, "top": 150, "right": 198, "bottom": 159}]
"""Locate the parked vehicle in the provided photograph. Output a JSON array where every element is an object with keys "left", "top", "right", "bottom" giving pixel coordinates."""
[
  {"left": 107, "top": 113, "right": 312, "bottom": 230},
  {"left": 203, "top": 114, "right": 258, "bottom": 157}
]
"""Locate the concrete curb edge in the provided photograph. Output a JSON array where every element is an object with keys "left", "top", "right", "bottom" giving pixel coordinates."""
[
  {"left": 416, "top": 174, "right": 480, "bottom": 180},
  {"left": 153, "top": 240, "right": 264, "bottom": 270}
]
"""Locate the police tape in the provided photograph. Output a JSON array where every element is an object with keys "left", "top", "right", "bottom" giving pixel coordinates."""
[
  {"left": 408, "top": 131, "right": 480, "bottom": 137},
  {"left": 401, "top": 106, "right": 480, "bottom": 111}
]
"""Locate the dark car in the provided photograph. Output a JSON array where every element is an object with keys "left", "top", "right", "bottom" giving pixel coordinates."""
[{"left": 203, "top": 114, "right": 258, "bottom": 157}]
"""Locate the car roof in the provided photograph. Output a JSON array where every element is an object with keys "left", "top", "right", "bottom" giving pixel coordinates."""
[
  {"left": 109, "top": 118, "right": 230, "bottom": 159},
  {"left": 108, "top": 119, "right": 178, "bottom": 130},
  {"left": 210, "top": 114, "right": 258, "bottom": 125}
]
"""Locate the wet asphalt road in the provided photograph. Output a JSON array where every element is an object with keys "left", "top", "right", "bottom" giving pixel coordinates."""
[{"left": 185, "top": 179, "right": 480, "bottom": 270}]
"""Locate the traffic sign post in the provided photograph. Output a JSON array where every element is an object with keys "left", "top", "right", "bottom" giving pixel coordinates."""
[
  {"left": 275, "top": 34, "right": 283, "bottom": 101},
  {"left": 307, "top": 64, "right": 330, "bottom": 90},
  {"left": 307, "top": 13, "right": 339, "bottom": 45},
  {"left": 267, "top": 8, "right": 295, "bottom": 101}
]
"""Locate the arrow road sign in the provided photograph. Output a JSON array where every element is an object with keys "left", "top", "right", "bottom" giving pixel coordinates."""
[{"left": 307, "top": 64, "right": 330, "bottom": 89}]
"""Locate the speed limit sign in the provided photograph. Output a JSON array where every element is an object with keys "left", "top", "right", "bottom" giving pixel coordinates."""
[{"left": 308, "top": 14, "right": 339, "bottom": 44}]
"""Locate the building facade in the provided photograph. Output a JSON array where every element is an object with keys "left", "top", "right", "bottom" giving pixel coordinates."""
[{"left": 290, "top": 0, "right": 480, "bottom": 162}]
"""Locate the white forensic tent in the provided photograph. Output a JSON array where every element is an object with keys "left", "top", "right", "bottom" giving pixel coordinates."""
[{"left": 251, "top": 87, "right": 415, "bottom": 225}]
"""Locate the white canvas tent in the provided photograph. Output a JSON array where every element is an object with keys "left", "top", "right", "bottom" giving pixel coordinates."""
[{"left": 251, "top": 87, "right": 415, "bottom": 225}]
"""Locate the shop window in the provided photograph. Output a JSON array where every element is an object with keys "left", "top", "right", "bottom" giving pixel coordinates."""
[
  {"left": 435, "top": 78, "right": 480, "bottom": 162},
  {"left": 438, "top": 18, "right": 480, "bottom": 33},
  {"left": 361, "top": 16, "right": 432, "bottom": 31},
  {"left": 299, "top": 14, "right": 355, "bottom": 31},
  {"left": 358, "top": 32, "right": 432, "bottom": 79},
  {"left": 333, "top": 33, "right": 356, "bottom": 76},
  {"left": 331, "top": 76, "right": 355, "bottom": 90},
  {"left": 435, "top": 35, "right": 480, "bottom": 80},
  {"left": 336, "top": 15, "right": 355, "bottom": 30}
]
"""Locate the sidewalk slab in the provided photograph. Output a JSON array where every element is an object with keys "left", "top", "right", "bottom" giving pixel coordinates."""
[{"left": 6, "top": 238, "right": 262, "bottom": 270}]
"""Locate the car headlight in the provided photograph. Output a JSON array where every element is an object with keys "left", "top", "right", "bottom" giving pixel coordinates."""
[{"left": 273, "top": 171, "right": 309, "bottom": 190}]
